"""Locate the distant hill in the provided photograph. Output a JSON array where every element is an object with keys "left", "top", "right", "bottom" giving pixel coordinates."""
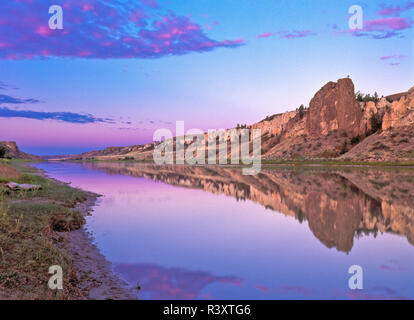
[{"left": 0, "top": 141, "right": 40, "bottom": 160}]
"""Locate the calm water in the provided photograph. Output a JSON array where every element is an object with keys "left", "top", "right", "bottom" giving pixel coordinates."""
[{"left": 34, "top": 162, "right": 414, "bottom": 300}]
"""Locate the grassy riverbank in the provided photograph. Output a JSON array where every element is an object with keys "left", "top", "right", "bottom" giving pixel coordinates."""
[{"left": 0, "top": 160, "right": 93, "bottom": 299}]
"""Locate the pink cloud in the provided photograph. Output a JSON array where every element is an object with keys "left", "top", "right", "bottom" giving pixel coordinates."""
[
  {"left": 336, "top": 17, "right": 413, "bottom": 39},
  {"left": 365, "top": 17, "right": 412, "bottom": 31},
  {"left": 113, "top": 263, "right": 242, "bottom": 300},
  {"left": 276, "top": 30, "right": 317, "bottom": 39},
  {"left": 204, "top": 20, "right": 219, "bottom": 31},
  {"left": 334, "top": 286, "right": 407, "bottom": 300},
  {"left": 255, "top": 285, "right": 271, "bottom": 292},
  {"left": 257, "top": 32, "right": 273, "bottom": 39},
  {"left": 0, "top": 0, "right": 244, "bottom": 60},
  {"left": 380, "top": 54, "right": 406, "bottom": 60},
  {"left": 379, "top": 261, "right": 406, "bottom": 272},
  {"left": 139, "top": 0, "right": 159, "bottom": 9},
  {"left": 378, "top": 2, "right": 414, "bottom": 16},
  {"left": 35, "top": 26, "right": 51, "bottom": 37},
  {"left": 276, "top": 285, "right": 313, "bottom": 296}
]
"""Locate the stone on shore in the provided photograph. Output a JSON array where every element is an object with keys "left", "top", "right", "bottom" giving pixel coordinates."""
[{"left": 6, "top": 182, "right": 42, "bottom": 191}]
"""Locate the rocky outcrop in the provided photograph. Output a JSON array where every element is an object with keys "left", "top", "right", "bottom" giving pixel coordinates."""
[
  {"left": 360, "top": 98, "right": 390, "bottom": 134},
  {"left": 305, "top": 78, "right": 363, "bottom": 137},
  {"left": 361, "top": 101, "right": 378, "bottom": 133},
  {"left": 264, "top": 78, "right": 366, "bottom": 159},
  {"left": 0, "top": 141, "right": 39, "bottom": 160},
  {"left": 64, "top": 78, "right": 414, "bottom": 162},
  {"left": 250, "top": 111, "right": 296, "bottom": 137},
  {"left": 341, "top": 88, "right": 414, "bottom": 162},
  {"left": 382, "top": 87, "right": 414, "bottom": 130}
]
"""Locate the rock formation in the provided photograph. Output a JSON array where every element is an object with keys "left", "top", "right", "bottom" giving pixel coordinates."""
[
  {"left": 0, "top": 141, "right": 39, "bottom": 160},
  {"left": 250, "top": 111, "right": 296, "bottom": 137},
  {"left": 61, "top": 78, "right": 414, "bottom": 163},
  {"left": 382, "top": 86, "right": 414, "bottom": 130},
  {"left": 341, "top": 87, "right": 414, "bottom": 162},
  {"left": 305, "top": 78, "right": 363, "bottom": 137}
]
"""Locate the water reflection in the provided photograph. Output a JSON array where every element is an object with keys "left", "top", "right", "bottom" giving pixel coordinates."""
[
  {"left": 114, "top": 263, "right": 241, "bottom": 300},
  {"left": 33, "top": 161, "right": 414, "bottom": 299},
  {"left": 83, "top": 162, "right": 414, "bottom": 253}
]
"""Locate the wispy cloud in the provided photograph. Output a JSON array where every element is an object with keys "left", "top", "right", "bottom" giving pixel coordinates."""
[
  {"left": 378, "top": 2, "right": 414, "bottom": 16},
  {"left": 257, "top": 30, "right": 317, "bottom": 40},
  {"left": 276, "top": 285, "right": 314, "bottom": 296},
  {"left": 0, "top": 94, "right": 40, "bottom": 104},
  {"left": 0, "top": 107, "right": 114, "bottom": 124},
  {"left": 365, "top": 17, "right": 412, "bottom": 31},
  {"left": 338, "top": 17, "right": 413, "bottom": 39},
  {"left": 379, "top": 260, "right": 406, "bottom": 272},
  {"left": 257, "top": 32, "right": 273, "bottom": 39},
  {"left": 0, "top": 81, "right": 16, "bottom": 90},
  {"left": 380, "top": 54, "right": 406, "bottom": 60},
  {"left": 0, "top": 0, "right": 244, "bottom": 60},
  {"left": 379, "top": 54, "right": 406, "bottom": 67},
  {"left": 276, "top": 30, "right": 317, "bottom": 39}
]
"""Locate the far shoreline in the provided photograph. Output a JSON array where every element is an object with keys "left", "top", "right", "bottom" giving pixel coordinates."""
[{"left": 44, "top": 158, "right": 414, "bottom": 170}]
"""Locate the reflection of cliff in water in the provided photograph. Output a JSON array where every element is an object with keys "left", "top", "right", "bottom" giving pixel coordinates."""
[{"left": 83, "top": 162, "right": 414, "bottom": 253}]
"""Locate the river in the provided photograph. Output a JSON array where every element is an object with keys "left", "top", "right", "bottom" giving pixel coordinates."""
[{"left": 33, "top": 161, "right": 414, "bottom": 300}]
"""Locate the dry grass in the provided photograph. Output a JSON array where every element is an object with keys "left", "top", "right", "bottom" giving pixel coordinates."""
[
  {"left": 0, "top": 161, "right": 91, "bottom": 299},
  {"left": 0, "top": 163, "right": 21, "bottom": 180}
]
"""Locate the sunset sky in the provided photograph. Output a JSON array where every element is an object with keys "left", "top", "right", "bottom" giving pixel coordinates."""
[{"left": 0, "top": 0, "right": 413, "bottom": 155}]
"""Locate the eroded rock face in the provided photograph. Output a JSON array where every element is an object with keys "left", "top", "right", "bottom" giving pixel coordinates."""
[
  {"left": 0, "top": 141, "right": 18, "bottom": 152},
  {"left": 306, "top": 78, "right": 363, "bottom": 137},
  {"left": 63, "top": 78, "right": 414, "bottom": 162},
  {"left": 250, "top": 111, "right": 297, "bottom": 137},
  {"left": 360, "top": 101, "right": 378, "bottom": 134},
  {"left": 382, "top": 88, "right": 414, "bottom": 130},
  {"left": 0, "top": 141, "right": 39, "bottom": 159}
]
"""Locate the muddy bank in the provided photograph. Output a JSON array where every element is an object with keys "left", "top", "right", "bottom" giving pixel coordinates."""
[
  {"left": 35, "top": 167, "right": 137, "bottom": 300},
  {"left": 57, "top": 193, "right": 136, "bottom": 300}
]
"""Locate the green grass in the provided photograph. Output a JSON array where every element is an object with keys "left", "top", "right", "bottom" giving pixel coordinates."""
[{"left": 0, "top": 161, "right": 93, "bottom": 299}]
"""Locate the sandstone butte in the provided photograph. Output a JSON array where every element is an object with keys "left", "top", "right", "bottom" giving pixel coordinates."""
[{"left": 6, "top": 77, "right": 414, "bottom": 163}]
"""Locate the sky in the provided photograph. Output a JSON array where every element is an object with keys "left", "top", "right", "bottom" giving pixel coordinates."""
[{"left": 0, "top": 0, "right": 413, "bottom": 155}]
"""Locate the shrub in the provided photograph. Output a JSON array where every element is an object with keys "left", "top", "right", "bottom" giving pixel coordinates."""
[
  {"left": 370, "top": 143, "right": 390, "bottom": 151},
  {"left": 297, "top": 104, "right": 306, "bottom": 119},
  {"left": 0, "top": 146, "right": 6, "bottom": 158},
  {"left": 340, "top": 140, "right": 348, "bottom": 155},
  {"left": 350, "top": 136, "right": 360, "bottom": 145},
  {"left": 370, "top": 111, "right": 383, "bottom": 134},
  {"left": 50, "top": 210, "right": 85, "bottom": 232},
  {"left": 355, "top": 91, "right": 380, "bottom": 103}
]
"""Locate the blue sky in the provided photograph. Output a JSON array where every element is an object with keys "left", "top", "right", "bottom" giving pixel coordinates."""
[{"left": 0, "top": 0, "right": 413, "bottom": 155}]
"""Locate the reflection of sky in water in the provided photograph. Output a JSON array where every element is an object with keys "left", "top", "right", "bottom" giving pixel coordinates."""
[{"left": 34, "top": 162, "right": 414, "bottom": 300}]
